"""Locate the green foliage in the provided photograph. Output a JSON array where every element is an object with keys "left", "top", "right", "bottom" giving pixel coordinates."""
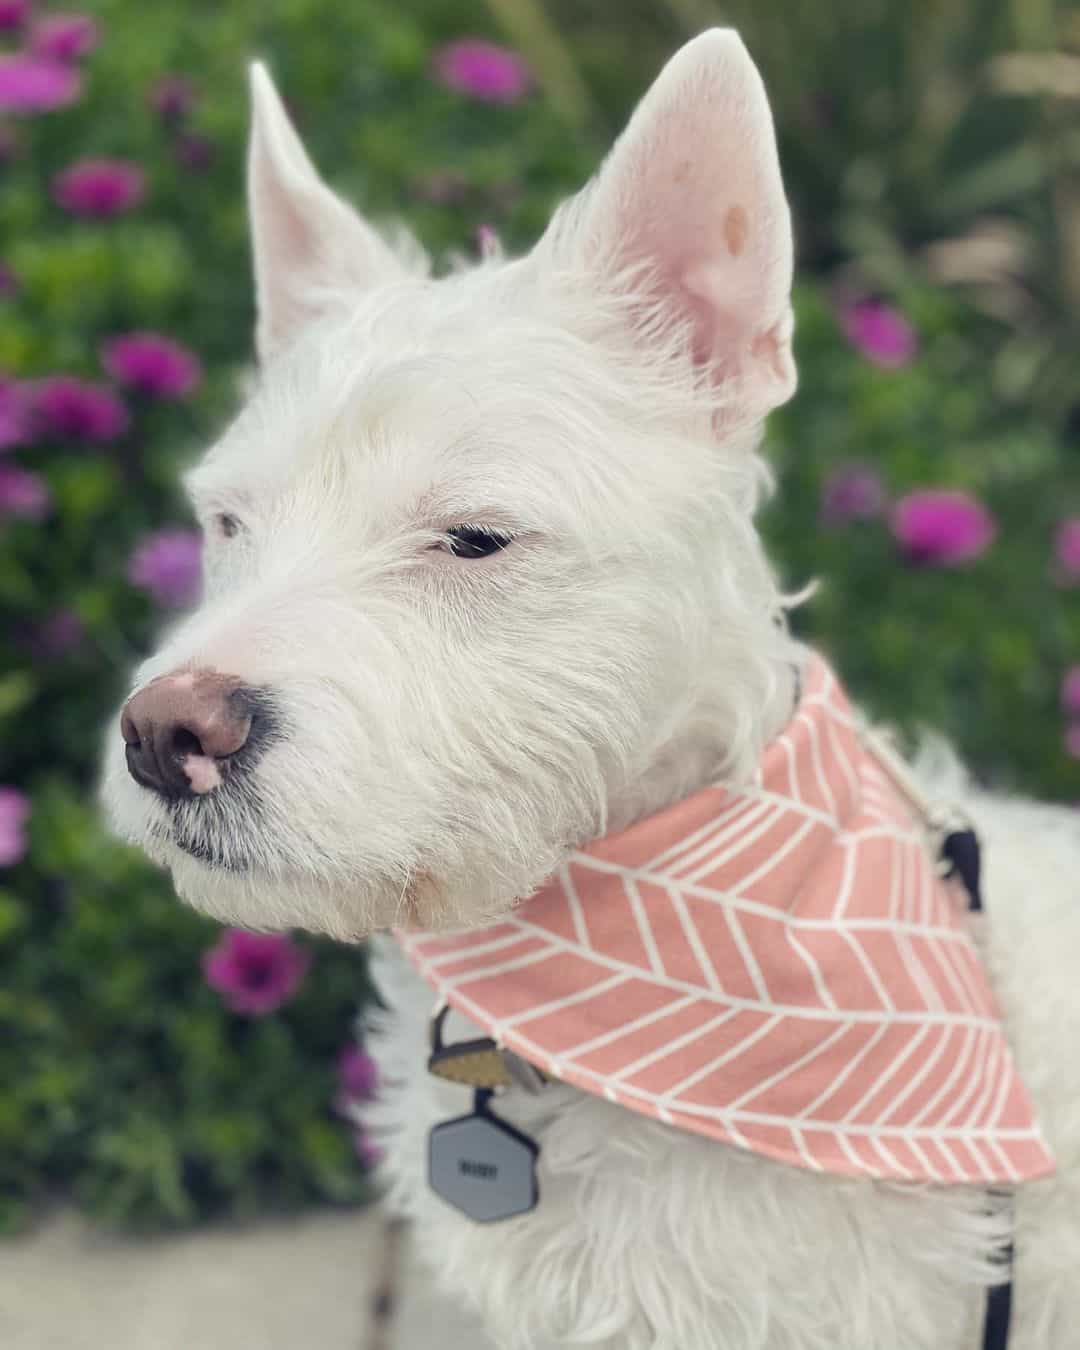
[{"left": 1, "top": 0, "right": 1078, "bottom": 1230}]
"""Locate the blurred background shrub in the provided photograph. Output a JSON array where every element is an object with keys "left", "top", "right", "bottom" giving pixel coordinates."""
[{"left": 1, "top": 0, "right": 1078, "bottom": 1231}]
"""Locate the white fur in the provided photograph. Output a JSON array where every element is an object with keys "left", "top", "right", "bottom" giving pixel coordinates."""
[{"left": 102, "top": 29, "right": 1080, "bottom": 1350}]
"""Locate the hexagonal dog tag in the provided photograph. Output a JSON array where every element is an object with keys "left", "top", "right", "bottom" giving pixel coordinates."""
[{"left": 428, "top": 1093, "right": 539, "bottom": 1224}]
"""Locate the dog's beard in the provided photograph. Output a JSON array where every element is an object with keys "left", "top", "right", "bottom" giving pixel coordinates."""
[{"left": 148, "top": 779, "right": 265, "bottom": 874}]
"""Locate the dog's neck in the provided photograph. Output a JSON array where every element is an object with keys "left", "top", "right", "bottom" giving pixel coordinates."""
[{"left": 603, "top": 651, "right": 802, "bottom": 836}]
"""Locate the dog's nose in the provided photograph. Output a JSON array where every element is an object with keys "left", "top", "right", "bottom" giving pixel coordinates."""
[{"left": 121, "top": 670, "right": 254, "bottom": 800}]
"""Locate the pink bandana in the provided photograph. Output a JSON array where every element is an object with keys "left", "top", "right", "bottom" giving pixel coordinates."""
[{"left": 397, "top": 656, "right": 1054, "bottom": 1186}]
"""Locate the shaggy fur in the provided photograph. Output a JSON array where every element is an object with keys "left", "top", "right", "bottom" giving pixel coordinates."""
[{"left": 103, "top": 29, "right": 1079, "bottom": 1350}]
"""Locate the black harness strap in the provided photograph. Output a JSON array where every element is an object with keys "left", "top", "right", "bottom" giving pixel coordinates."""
[
  {"left": 981, "top": 1268, "right": 1013, "bottom": 1350},
  {"left": 942, "top": 827, "right": 1013, "bottom": 1350}
]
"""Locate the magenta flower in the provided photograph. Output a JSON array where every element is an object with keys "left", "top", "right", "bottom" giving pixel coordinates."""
[
  {"left": 352, "top": 1124, "right": 384, "bottom": 1170},
  {"left": 53, "top": 158, "right": 145, "bottom": 216},
  {"left": 150, "top": 74, "right": 196, "bottom": 123},
  {"left": 202, "top": 929, "right": 311, "bottom": 1016},
  {"left": 0, "top": 462, "right": 49, "bottom": 520},
  {"left": 0, "top": 787, "right": 30, "bottom": 866},
  {"left": 840, "top": 300, "right": 918, "bottom": 370},
  {"left": 30, "top": 13, "right": 99, "bottom": 62},
  {"left": 337, "top": 1045, "right": 379, "bottom": 1107},
  {"left": 102, "top": 333, "right": 201, "bottom": 400},
  {"left": 34, "top": 375, "right": 129, "bottom": 441},
  {"left": 820, "top": 463, "right": 887, "bottom": 526},
  {"left": 433, "top": 39, "right": 531, "bottom": 104},
  {"left": 891, "top": 489, "right": 996, "bottom": 566},
  {"left": 1053, "top": 519, "right": 1080, "bottom": 584},
  {"left": 0, "top": 55, "right": 81, "bottom": 113},
  {"left": 0, "top": 378, "right": 33, "bottom": 451},
  {"left": 127, "top": 527, "right": 202, "bottom": 607},
  {"left": 0, "top": 0, "right": 30, "bottom": 32}
]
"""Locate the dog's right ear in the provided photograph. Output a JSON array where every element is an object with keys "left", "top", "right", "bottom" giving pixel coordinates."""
[{"left": 247, "top": 63, "right": 409, "bottom": 363}]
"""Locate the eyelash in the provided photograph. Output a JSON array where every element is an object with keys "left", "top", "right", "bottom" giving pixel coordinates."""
[
  {"left": 215, "top": 512, "right": 241, "bottom": 539},
  {"left": 440, "top": 525, "right": 515, "bottom": 559}
]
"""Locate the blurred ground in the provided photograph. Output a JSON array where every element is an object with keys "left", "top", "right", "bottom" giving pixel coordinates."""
[{"left": 0, "top": 1208, "right": 492, "bottom": 1350}]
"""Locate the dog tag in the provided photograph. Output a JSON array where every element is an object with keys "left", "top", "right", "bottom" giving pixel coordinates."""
[{"left": 428, "top": 1089, "right": 539, "bottom": 1224}]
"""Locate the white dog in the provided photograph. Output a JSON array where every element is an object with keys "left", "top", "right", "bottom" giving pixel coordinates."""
[{"left": 104, "top": 30, "right": 1079, "bottom": 1350}]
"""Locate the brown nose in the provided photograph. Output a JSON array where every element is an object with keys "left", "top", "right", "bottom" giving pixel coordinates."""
[{"left": 121, "top": 670, "right": 255, "bottom": 800}]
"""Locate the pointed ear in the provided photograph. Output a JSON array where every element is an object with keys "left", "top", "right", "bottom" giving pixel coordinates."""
[
  {"left": 554, "top": 30, "right": 795, "bottom": 430},
  {"left": 247, "top": 62, "right": 412, "bottom": 362}
]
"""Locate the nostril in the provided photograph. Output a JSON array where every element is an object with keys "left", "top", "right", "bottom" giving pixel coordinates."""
[{"left": 171, "top": 725, "right": 205, "bottom": 760}]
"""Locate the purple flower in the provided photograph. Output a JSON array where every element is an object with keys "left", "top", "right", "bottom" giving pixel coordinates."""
[
  {"left": 840, "top": 300, "right": 918, "bottom": 370},
  {"left": 0, "top": 55, "right": 81, "bottom": 113},
  {"left": 891, "top": 490, "right": 996, "bottom": 566},
  {"left": 0, "top": 787, "right": 30, "bottom": 866},
  {"left": 150, "top": 74, "right": 195, "bottom": 123},
  {"left": 352, "top": 1125, "right": 384, "bottom": 1170},
  {"left": 1061, "top": 667, "right": 1080, "bottom": 718},
  {"left": 433, "top": 39, "right": 531, "bottom": 104},
  {"left": 0, "top": 378, "right": 33, "bottom": 451},
  {"left": 0, "top": 462, "right": 49, "bottom": 520},
  {"left": 820, "top": 463, "right": 887, "bottom": 526},
  {"left": 127, "top": 527, "right": 202, "bottom": 607},
  {"left": 0, "top": 0, "right": 30, "bottom": 32},
  {"left": 35, "top": 607, "right": 84, "bottom": 656},
  {"left": 34, "top": 375, "right": 129, "bottom": 441},
  {"left": 53, "top": 158, "right": 145, "bottom": 216},
  {"left": 337, "top": 1046, "right": 379, "bottom": 1106},
  {"left": 101, "top": 332, "right": 201, "bottom": 400},
  {"left": 30, "top": 13, "right": 99, "bottom": 62},
  {"left": 202, "top": 929, "right": 311, "bottom": 1016},
  {"left": 173, "top": 133, "right": 215, "bottom": 173},
  {"left": 1065, "top": 724, "right": 1080, "bottom": 761},
  {"left": 1053, "top": 519, "right": 1080, "bottom": 584}
]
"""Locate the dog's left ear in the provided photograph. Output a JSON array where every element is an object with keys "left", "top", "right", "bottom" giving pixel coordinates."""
[
  {"left": 247, "top": 63, "right": 412, "bottom": 363},
  {"left": 544, "top": 29, "right": 796, "bottom": 430}
]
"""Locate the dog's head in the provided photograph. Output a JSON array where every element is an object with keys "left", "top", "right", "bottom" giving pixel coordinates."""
[{"left": 103, "top": 30, "right": 797, "bottom": 940}]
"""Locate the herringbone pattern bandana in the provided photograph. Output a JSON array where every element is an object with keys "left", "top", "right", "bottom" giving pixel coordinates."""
[{"left": 397, "top": 656, "right": 1054, "bottom": 1185}]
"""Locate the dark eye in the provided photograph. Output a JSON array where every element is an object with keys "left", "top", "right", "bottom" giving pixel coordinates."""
[
  {"left": 216, "top": 512, "right": 241, "bottom": 539},
  {"left": 443, "top": 526, "right": 514, "bottom": 559}
]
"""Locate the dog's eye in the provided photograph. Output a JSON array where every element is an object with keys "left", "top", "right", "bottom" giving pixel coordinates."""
[
  {"left": 216, "top": 512, "right": 241, "bottom": 539},
  {"left": 442, "top": 526, "right": 514, "bottom": 559}
]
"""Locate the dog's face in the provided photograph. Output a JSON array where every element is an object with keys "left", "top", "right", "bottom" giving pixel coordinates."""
[{"left": 103, "top": 30, "right": 797, "bottom": 940}]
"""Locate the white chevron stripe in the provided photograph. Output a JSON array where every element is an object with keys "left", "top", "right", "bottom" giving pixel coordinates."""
[
  {"left": 724, "top": 1019, "right": 852, "bottom": 1112},
  {"left": 558, "top": 863, "right": 591, "bottom": 947},
  {"left": 610, "top": 1007, "right": 741, "bottom": 1083},
  {"left": 558, "top": 993, "right": 698, "bottom": 1060},
  {"left": 872, "top": 1022, "right": 954, "bottom": 1126},
  {"left": 624, "top": 876, "right": 665, "bottom": 976},
  {"left": 683, "top": 801, "right": 787, "bottom": 883},
  {"left": 841, "top": 1021, "right": 934, "bottom": 1124},
  {"left": 660, "top": 1014, "right": 783, "bottom": 1105},
  {"left": 500, "top": 971, "right": 631, "bottom": 1028},
  {"left": 908, "top": 1024, "right": 979, "bottom": 1128}
]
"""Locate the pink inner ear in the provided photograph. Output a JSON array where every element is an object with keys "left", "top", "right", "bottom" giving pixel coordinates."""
[{"left": 569, "top": 30, "right": 796, "bottom": 422}]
